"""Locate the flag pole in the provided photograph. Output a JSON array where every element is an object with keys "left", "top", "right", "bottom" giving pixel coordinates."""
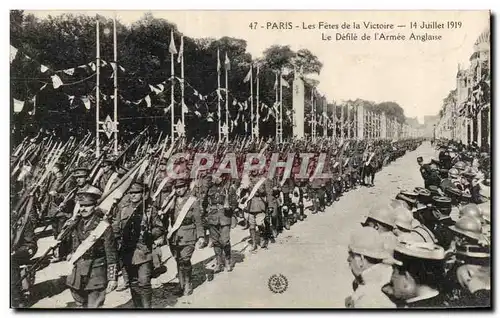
[
  {"left": 275, "top": 72, "right": 278, "bottom": 138},
  {"left": 217, "top": 49, "right": 221, "bottom": 142},
  {"left": 96, "top": 17, "right": 100, "bottom": 158},
  {"left": 256, "top": 64, "right": 260, "bottom": 139},
  {"left": 113, "top": 14, "right": 118, "bottom": 155},
  {"left": 170, "top": 30, "right": 175, "bottom": 144},
  {"left": 225, "top": 54, "right": 229, "bottom": 141},
  {"left": 279, "top": 71, "right": 283, "bottom": 144},
  {"left": 250, "top": 65, "right": 254, "bottom": 140},
  {"left": 180, "top": 35, "right": 185, "bottom": 134}
]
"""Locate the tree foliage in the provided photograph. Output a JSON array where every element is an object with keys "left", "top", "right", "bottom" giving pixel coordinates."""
[{"left": 11, "top": 11, "right": 406, "bottom": 143}]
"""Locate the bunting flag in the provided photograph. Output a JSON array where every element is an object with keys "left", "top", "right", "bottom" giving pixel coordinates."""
[
  {"left": 10, "top": 45, "right": 18, "bottom": 63},
  {"left": 40, "top": 83, "right": 48, "bottom": 91},
  {"left": 182, "top": 101, "right": 189, "bottom": 114},
  {"left": 81, "top": 96, "right": 91, "bottom": 110},
  {"left": 274, "top": 75, "right": 278, "bottom": 90},
  {"left": 89, "top": 62, "right": 96, "bottom": 72},
  {"left": 233, "top": 99, "right": 237, "bottom": 106},
  {"left": 13, "top": 99, "right": 24, "bottom": 113},
  {"left": 169, "top": 30, "right": 177, "bottom": 55},
  {"left": 145, "top": 95, "right": 152, "bottom": 108},
  {"left": 176, "top": 119, "right": 185, "bottom": 135},
  {"left": 281, "top": 76, "right": 290, "bottom": 88},
  {"left": 177, "top": 35, "right": 184, "bottom": 63},
  {"left": 51, "top": 75, "right": 63, "bottom": 89},
  {"left": 207, "top": 112, "right": 214, "bottom": 122},
  {"left": 149, "top": 84, "right": 161, "bottom": 94},
  {"left": 224, "top": 53, "right": 231, "bottom": 71},
  {"left": 157, "top": 84, "right": 165, "bottom": 92},
  {"left": 41, "top": 65, "right": 49, "bottom": 73},
  {"left": 163, "top": 103, "right": 172, "bottom": 114},
  {"left": 63, "top": 68, "right": 75, "bottom": 76},
  {"left": 195, "top": 110, "right": 202, "bottom": 117},
  {"left": 243, "top": 67, "right": 252, "bottom": 83}
]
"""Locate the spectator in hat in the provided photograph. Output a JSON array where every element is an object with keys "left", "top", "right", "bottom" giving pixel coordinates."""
[
  {"left": 382, "top": 241, "right": 447, "bottom": 308},
  {"left": 345, "top": 227, "right": 398, "bottom": 308},
  {"left": 361, "top": 206, "right": 398, "bottom": 251}
]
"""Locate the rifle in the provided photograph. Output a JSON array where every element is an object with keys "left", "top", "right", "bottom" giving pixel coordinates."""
[{"left": 14, "top": 212, "right": 81, "bottom": 286}]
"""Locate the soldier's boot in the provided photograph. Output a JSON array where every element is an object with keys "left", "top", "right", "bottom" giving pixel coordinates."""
[
  {"left": 224, "top": 246, "right": 233, "bottom": 272},
  {"left": 249, "top": 229, "right": 258, "bottom": 252},
  {"left": 283, "top": 213, "right": 291, "bottom": 230},
  {"left": 130, "top": 287, "right": 142, "bottom": 308},
  {"left": 183, "top": 267, "right": 193, "bottom": 296},
  {"left": 175, "top": 265, "right": 185, "bottom": 296},
  {"left": 311, "top": 197, "right": 319, "bottom": 214},
  {"left": 213, "top": 246, "right": 224, "bottom": 274},
  {"left": 140, "top": 287, "right": 153, "bottom": 308},
  {"left": 116, "top": 270, "right": 130, "bottom": 292}
]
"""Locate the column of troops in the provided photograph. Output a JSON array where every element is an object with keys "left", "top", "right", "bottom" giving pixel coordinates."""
[
  {"left": 11, "top": 133, "right": 422, "bottom": 308},
  {"left": 345, "top": 139, "right": 491, "bottom": 308}
]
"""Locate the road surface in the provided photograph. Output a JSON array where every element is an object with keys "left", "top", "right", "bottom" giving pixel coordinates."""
[{"left": 28, "top": 142, "right": 434, "bottom": 308}]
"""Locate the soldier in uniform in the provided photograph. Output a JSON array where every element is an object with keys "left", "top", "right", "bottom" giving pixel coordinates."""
[
  {"left": 11, "top": 196, "right": 38, "bottom": 308},
  {"left": 94, "top": 155, "right": 119, "bottom": 193},
  {"left": 362, "top": 145, "right": 376, "bottom": 187},
  {"left": 166, "top": 178, "right": 205, "bottom": 296},
  {"left": 204, "top": 174, "right": 237, "bottom": 274},
  {"left": 112, "top": 182, "right": 164, "bottom": 308},
  {"left": 243, "top": 165, "right": 271, "bottom": 252},
  {"left": 66, "top": 186, "right": 118, "bottom": 308},
  {"left": 42, "top": 163, "right": 74, "bottom": 263}
]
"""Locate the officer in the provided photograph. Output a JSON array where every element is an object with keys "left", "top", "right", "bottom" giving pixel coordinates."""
[
  {"left": 417, "top": 157, "right": 441, "bottom": 189},
  {"left": 345, "top": 227, "right": 398, "bottom": 308},
  {"left": 382, "top": 240, "right": 447, "bottom": 308},
  {"left": 66, "top": 186, "right": 118, "bottom": 308},
  {"left": 166, "top": 178, "right": 205, "bottom": 296},
  {"left": 112, "top": 182, "right": 164, "bottom": 308},
  {"left": 204, "top": 174, "right": 237, "bottom": 274}
]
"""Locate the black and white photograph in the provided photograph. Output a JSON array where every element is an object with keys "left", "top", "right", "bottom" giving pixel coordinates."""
[{"left": 9, "top": 9, "right": 491, "bottom": 309}]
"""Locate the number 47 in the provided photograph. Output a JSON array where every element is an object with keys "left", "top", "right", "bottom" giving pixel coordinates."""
[{"left": 249, "top": 22, "right": 258, "bottom": 30}]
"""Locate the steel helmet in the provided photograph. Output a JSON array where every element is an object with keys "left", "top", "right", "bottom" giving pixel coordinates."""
[
  {"left": 460, "top": 204, "right": 484, "bottom": 224},
  {"left": 448, "top": 216, "right": 484, "bottom": 241},
  {"left": 454, "top": 161, "right": 466, "bottom": 171},
  {"left": 448, "top": 168, "right": 459, "bottom": 179}
]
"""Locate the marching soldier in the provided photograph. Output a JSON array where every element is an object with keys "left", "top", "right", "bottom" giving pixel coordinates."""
[
  {"left": 204, "top": 174, "right": 237, "bottom": 275},
  {"left": 66, "top": 186, "right": 118, "bottom": 308},
  {"left": 43, "top": 163, "right": 73, "bottom": 263},
  {"left": 362, "top": 145, "right": 376, "bottom": 187},
  {"left": 94, "top": 155, "right": 119, "bottom": 193},
  {"left": 166, "top": 178, "right": 205, "bottom": 296},
  {"left": 11, "top": 198, "right": 38, "bottom": 308},
  {"left": 242, "top": 165, "right": 272, "bottom": 252},
  {"left": 112, "top": 182, "right": 164, "bottom": 308}
]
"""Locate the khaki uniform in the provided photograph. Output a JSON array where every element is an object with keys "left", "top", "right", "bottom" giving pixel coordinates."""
[
  {"left": 112, "top": 199, "right": 164, "bottom": 308},
  {"left": 67, "top": 209, "right": 117, "bottom": 308}
]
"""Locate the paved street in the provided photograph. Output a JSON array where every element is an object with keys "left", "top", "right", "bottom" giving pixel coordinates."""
[{"left": 29, "top": 142, "right": 435, "bottom": 308}]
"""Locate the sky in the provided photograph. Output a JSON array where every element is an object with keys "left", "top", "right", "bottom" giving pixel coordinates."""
[{"left": 25, "top": 10, "right": 489, "bottom": 124}]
